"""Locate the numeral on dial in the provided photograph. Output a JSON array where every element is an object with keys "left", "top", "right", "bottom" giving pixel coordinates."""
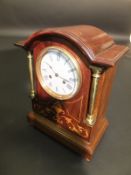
[
  {"left": 66, "top": 84, "right": 72, "bottom": 90},
  {"left": 68, "top": 68, "right": 76, "bottom": 73},
  {"left": 64, "top": 58, "right": 69, "bottom": 65},
  {"left": 44, "top": 75, "right": 49, "bottom": 80},
  {"left": 48, "top": 82, "right": 52, "bottom": 87},
  {"left": 55, "top": 86, "right": 58, "bottom": 92},
  {"left": 49, "top": 54, "right": 53, "bottom": 62},
  {"left": 69, "top": 77, "right": 77, "bottom": 82},
  {"left": 42, "top": 68, "right": 47, "bottom": 72},
  {"left": 57, "top": 52, "right": 60, "bottom": 61}
]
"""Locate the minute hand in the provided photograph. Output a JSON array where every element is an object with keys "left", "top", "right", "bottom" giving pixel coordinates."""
[{"left": 45, "top": 62, "right": 56, "bottom": 74}]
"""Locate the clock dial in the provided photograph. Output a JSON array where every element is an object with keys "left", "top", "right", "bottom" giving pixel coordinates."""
[{"left": 36, "top": 47, "right": 81, "bottom": 100}]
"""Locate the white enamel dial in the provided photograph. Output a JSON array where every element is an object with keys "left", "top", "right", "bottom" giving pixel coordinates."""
[{"left": 36, "top": 47, "right": 81, "bottom": 100}]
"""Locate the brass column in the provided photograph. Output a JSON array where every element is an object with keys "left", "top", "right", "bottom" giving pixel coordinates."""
[
  {"left": 86, "top": 66, "right": 103, "bottom": 127},
  {"left": 27, "top": 52, "right": 35, "bottom": 98}
]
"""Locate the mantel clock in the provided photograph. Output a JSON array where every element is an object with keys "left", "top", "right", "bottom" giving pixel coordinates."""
[{"left": 16, "top": 25, "right": 128, "bottom": 160}]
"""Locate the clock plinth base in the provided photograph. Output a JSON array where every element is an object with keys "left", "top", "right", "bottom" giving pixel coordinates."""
[{"left": 27, "top": 111, "right": 109, "bottom": 161}]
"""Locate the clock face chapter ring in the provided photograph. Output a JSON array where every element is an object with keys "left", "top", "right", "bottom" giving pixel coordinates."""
[{"left": 36, "top": 46, "right": 82, "bottom": 100}]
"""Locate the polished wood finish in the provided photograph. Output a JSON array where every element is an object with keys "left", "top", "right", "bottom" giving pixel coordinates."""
[
  {"left": 27, "top": 111, "right": 109, "bottom": 161},
  {"left": 16, "top": 25, "right": 128, "bottom": 66},
  {"left": 16, "top": 25, "right": 128, "bottom": 160}
]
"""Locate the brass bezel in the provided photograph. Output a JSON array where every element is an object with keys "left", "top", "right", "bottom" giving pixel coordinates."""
[{"left": 36, "top": 46, "right": 82, "bottom": 100}]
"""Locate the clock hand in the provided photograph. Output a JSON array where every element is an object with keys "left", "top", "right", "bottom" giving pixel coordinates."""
[
  {"left": 45, "top": 62, "right": 56, "bottom": 74},
  {"left": 44, "top": 62, "right": 72, "bottom": 83},
  {"left": 58, "top": 75, "right": 70, "bottom": 83}
]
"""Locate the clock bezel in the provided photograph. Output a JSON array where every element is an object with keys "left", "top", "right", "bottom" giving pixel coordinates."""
[{"left": 35, "top": 46, "right": 82, "bottom": 100}]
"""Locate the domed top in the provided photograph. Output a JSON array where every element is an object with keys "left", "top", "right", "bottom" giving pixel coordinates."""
[{"left": 16, "top": 25, "right": 128, "bottom": 67}]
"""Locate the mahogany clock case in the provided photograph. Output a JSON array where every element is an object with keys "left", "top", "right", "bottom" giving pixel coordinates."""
[{"left": 15, "top": 25, "right": 128, "bottom": 160}]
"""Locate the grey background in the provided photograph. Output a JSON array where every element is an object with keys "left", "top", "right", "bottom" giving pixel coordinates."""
[
  {"left": 0, "top": 0, "right": 131, "bottom": 175},
  {"left": 0, "top": 0, "right": 131, "bottom": 37}
]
